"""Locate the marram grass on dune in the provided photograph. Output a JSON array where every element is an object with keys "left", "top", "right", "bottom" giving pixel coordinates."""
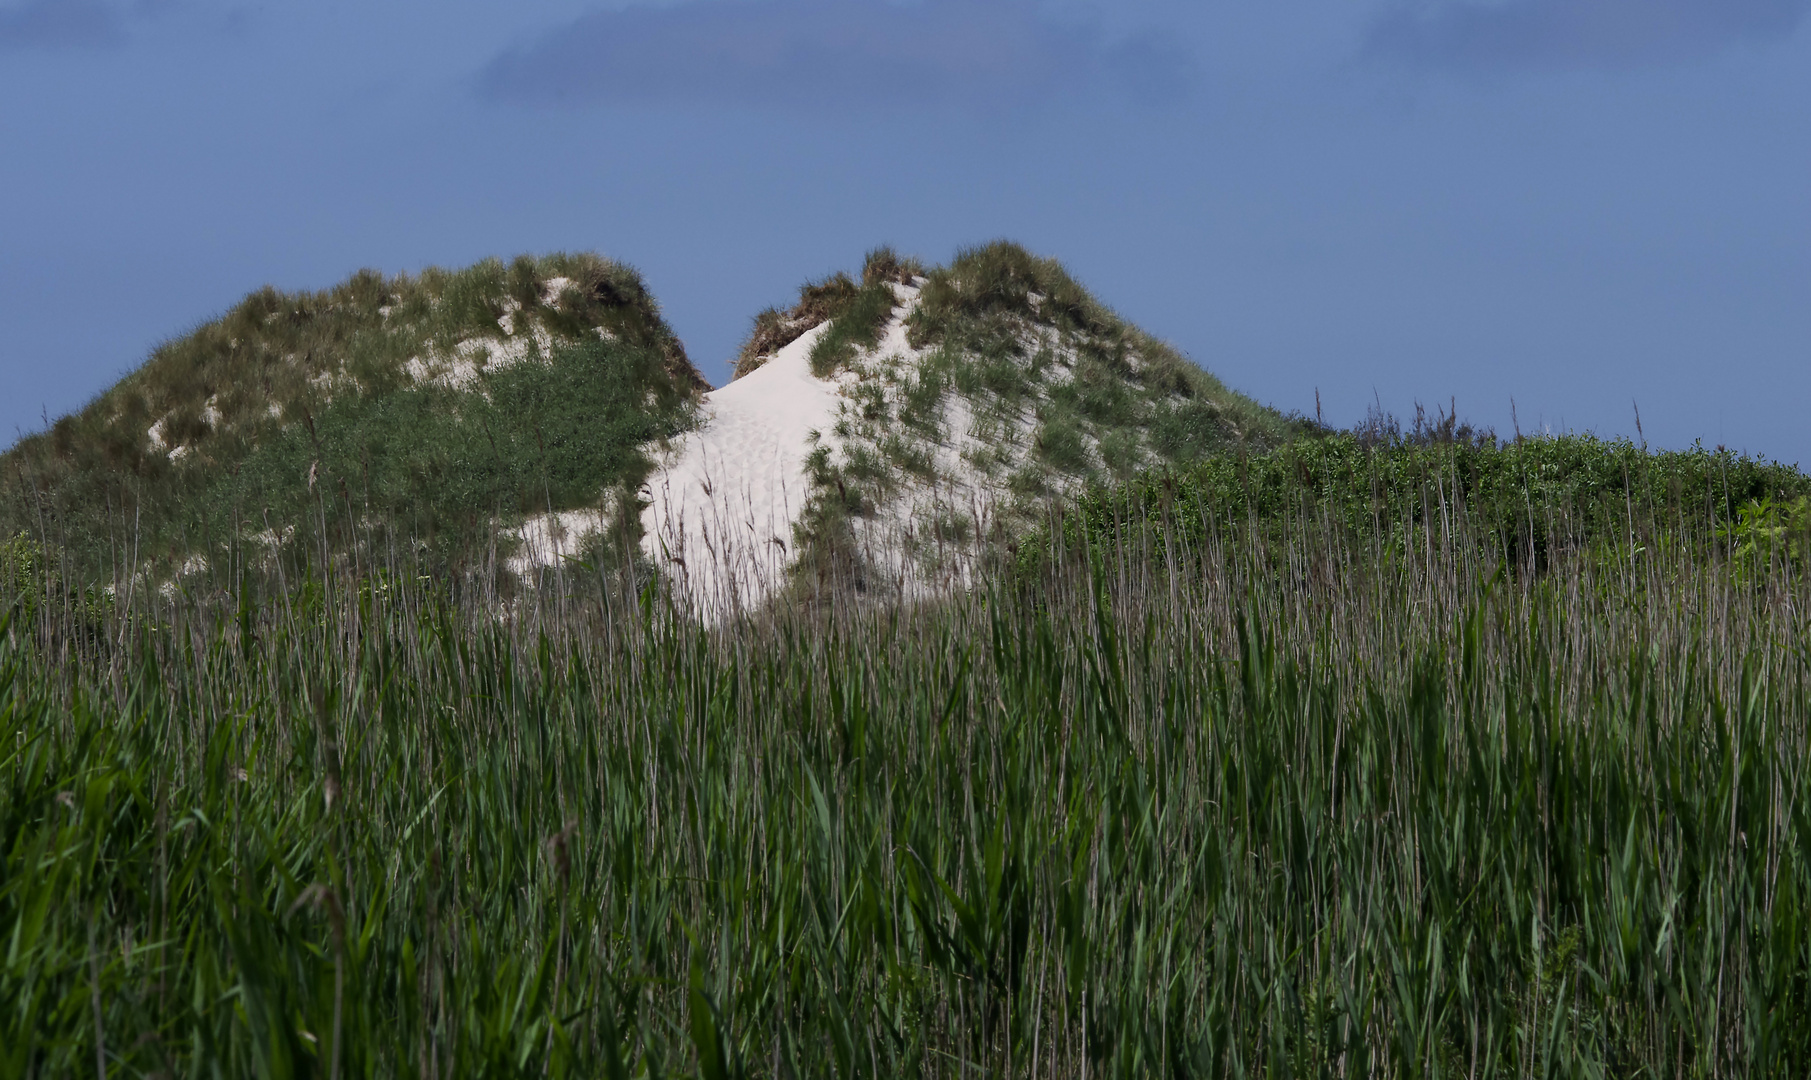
[{"left": 0, "top": 252, "right": 706, "bottom": 582}]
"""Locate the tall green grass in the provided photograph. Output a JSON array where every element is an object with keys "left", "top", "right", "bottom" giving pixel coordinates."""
[{"left": 4, "top": 444, "right": 1810, "bottom": 1077}]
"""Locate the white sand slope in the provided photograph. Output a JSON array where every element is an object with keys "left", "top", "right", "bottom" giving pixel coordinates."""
[
  {"left": 640, "top": 322, "right": 843, "bottom": 615},
  {"left": 525, "top": 271, "right": 1210, "bottom": 617},
  {"left": 639, "top": 279, "right": 1038, "bottom": 616}
]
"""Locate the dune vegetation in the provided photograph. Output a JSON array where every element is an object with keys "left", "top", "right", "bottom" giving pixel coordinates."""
[
  {"left": 0, "top": 254, "right": 704, "bottom": 583},
  {"left": 727, "top": 243, "right": 1310, "bottom": 607},
  {"left": 6, "top": 244, "right": 1811, "bottom": 1076},
  {"left": 5, "top": 418, "right": 1810, "bottom": 1076}
]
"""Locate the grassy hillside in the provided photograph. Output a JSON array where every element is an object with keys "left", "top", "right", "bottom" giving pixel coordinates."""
[
  {"left": 730, "top": 243, "right": 1308, "bottom": 599},
  {"left": 901, "top": 242, "right": 1294, "bottom": 467},
  {"left": 0, "top": 253, "right": 704, "bottom": 581},
  {"left": 4, "top": 434, "right": 1810, "bottom": 1075}
]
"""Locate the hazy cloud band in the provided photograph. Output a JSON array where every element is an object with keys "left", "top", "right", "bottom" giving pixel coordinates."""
[
  {"left": 477, "top": 0, "right": 1191, "bottom": 111},
  {"left": 1366, "top": 0, "right": 1810, "bottom": 70}
]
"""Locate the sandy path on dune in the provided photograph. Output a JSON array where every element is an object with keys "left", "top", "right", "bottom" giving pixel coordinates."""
[{"left": 640, "top": 322, "right": 840, "bottom": 614}]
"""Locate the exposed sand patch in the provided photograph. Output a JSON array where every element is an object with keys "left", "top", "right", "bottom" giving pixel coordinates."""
[
  {"left": 404, "top": 323, "right": 557, "bottom": 391},
  {"left": 640, "top": 322, "right": 844, "bottom": 615},
  {"left": 507, "top": 506, "right": 613, "bottom": 579},
  {"left": 639, "top": 276, "right": 1112, "bottom": 617}
]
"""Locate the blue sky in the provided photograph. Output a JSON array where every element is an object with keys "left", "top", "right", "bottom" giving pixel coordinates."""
[{"left": 3, "top": 0, "right": 1807, "bottom": 463}]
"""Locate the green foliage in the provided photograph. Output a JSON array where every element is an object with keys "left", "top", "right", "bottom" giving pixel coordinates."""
[
  {"left": 909, "top": 240, "right": 1115, "bottom": 345},
  {"left": 791, "top": 241, "right": 1307, "bottom": 602},
  {"left": 1720, "top": 494, "right": 1811, "bottom": 565},
  {"left": 787, "top": 441, "right": 873, "bottom": 597},
  {"left": 905, "top": 241, "right": 1295, "bottom": 456},
  {"left": 0, "top": 532, "right": 40, "bottom": 600},
  {"left": 0, "top": 253, "right": 703, "bottom": 579},
  {"left": 808, "top": 281, "right": 898, "bottom": 378},
  {"left": 0, "top": 532, "right": 115, "bottom": 640},
  {"left": 860, "top": 246, "right": 925, "bottom": 288},
  {"left": 734, "top": 272, "right": 863, "bottom": 380},
  {"left": 4, "top": 491, "right": 1811, "bottom": 1076},
  {"left": 736, "top": 248, "right": 924, "bottom": 382},
  {"left": 1032, "top": 415, "right": 1090, "bottom": 473},
  {"left": 903, "top": 241, "right": 1298, "bottom": 467},
  {"left": 1034, "top": 433, "right": 1811, "bottom": 581},
  {"left": 199, "top": 336, "right": 695, "bottom": 566}
]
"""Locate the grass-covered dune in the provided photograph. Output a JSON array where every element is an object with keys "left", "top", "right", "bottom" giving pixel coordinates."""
[
  {"left": 4, "top": 429, "right": 1811, "bottom": 1076},
  {"left": 8, "top": 243, "right": 1811, "bottom": 1075},
  {"left": 717, "top": 243, "right": 1311, "bottom": 601},
  {"left": 0, "top": 253, "right": 704, "bottom": 581},
  {"left": 748, "top": 242, "right": 1302, "bottom": 482}
]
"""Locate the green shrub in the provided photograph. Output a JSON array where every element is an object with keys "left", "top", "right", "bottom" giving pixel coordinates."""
[
  {"left": 0, "top": 532, "right": 44, "bottom": 623},
  {"left": 1031, "top": 433, "right": 1811, "bottom": 582},
  {"left": 904, "top": 241, "right": 1299, "bottom": 459},
  {"left": 908, "top": 240, "right": 1115, "bottom": 346},
  {"left": 1033, "top": 413, "right": 1090, "bottom": 472},
  {"left": 1720, "top": 493, "right": 1811, "bottom": 568}
]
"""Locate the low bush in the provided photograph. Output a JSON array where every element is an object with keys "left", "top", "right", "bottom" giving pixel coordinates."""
[{"left": 1031, "top": 432, "right": 1811, "bottom": 582}]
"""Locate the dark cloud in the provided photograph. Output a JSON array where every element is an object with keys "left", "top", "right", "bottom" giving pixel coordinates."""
[
  {"left": 477, "top": 0, "right": 1192, "bottom": 111},
  {"left": 1365, "top": 0, "right": 1810, "bottom": 70},
  {"left": 0, "top": 0, "right": 128, "bottom": 49}
]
